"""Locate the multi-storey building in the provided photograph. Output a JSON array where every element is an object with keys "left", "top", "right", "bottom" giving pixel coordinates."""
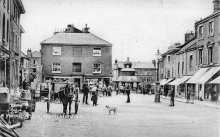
[
  {"left": 41, "top": 24, "right": 112, "bottom": 89},
  {"left": 26, "top": 49, "right": 41, "bottom": 82},
  {"left": 113, "top": 58, "right": 156, "bottom": 89},
  {"left": 19, "top": 51, "right": 29, "bottom": 86},
  {"left": 159, "top": 0, "right": 220, "bottom": 101},
  {"left": 0, "top": 0, "right": 25, "bottom": 94}
]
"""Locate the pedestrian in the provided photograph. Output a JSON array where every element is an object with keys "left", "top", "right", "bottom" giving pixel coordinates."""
[
  {"left": 102, "top": 84, "right": 106, "bottom": 97},
  {"left": 82, "top": 81, "right": 89, "bottom": 105},
  {"left": 23, "top": 79, "right": 27, "bottom": 90},
  {"left": 91, "top": 92, "right": 97, "bottom": 106},
  {"left": 169, "top": 86, "right": 175, "bottom": 106},
  {"left": 116, "top": 86, "right": 119, "bottom": 95},
  {"left": 199, "top": 89, "right": 203, "bottom": 101},
  {"left": 186, "top": 86, "right": 191, "bottom": 103},
  {"left": 125, "top": 84, "right": 130, "bottom": 103}
]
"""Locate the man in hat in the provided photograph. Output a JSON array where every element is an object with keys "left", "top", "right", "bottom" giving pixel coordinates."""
[{"left": 82, "top": 81, "right": 89, "bottom": 105}]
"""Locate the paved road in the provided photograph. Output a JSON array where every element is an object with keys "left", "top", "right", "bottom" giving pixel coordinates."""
[{"left": 15, "top": 92, "right": 219, "bottom": 137}]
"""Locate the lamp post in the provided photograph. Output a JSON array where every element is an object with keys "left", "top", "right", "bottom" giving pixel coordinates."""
[{"left": 155, "top": 49, "right": 161, "bottom": 103}]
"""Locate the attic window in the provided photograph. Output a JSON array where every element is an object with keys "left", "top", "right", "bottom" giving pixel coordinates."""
[{"left": 53, "top": 47, "right": 61, "bottom": 55}]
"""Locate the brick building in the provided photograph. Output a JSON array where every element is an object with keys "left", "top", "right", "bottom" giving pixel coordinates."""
[
  {"left": 0, "top": 0, "right": 25, "bottom": 94},
  {"left": 41, "top": 24, "right": 112, "bottom": 89}
]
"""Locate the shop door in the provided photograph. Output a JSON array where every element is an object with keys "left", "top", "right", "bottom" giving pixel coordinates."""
[
  {"left": 104, "top": 78, "right": 110, "bottom": 87},
  {"left": 74, "top": 78, "right": 80, "bottom": 89}
]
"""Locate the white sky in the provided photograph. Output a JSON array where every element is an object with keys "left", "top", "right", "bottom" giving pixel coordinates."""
[{"left": 20, "top": 0, "right": 213, "bottom": 62}]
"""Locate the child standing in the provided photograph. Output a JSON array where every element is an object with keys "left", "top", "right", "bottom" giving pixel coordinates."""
[{"left": 91, "top": 92, "right": 97, "bottom": 106}]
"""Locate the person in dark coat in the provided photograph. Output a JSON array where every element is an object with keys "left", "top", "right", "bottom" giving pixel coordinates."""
[
  {"left": 169, "top": 86, "right": 175, "bottom": 106},
  {"left": 126, "top": 84, "right": 130, "bottom": 103},
  {"left": 22, "top": 79, "right": 27, "bottom": 90},
  {"left": 82, "top": 81, "right": 89, "bottom": 105}
]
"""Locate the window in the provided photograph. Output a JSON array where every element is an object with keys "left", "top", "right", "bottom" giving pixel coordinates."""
[
  {"left": 172, "top": 68, "right": 174, "bottom": 77},
  {"left": 178, "top": 62, "right": 180, "bottom": 74},
  {"left": 33, "top": 68, "right": 36, "bottom": 72},
  {"left": 189, "top": 55, "right": 193, "bottom": 70},
  {"left": 7, "top": 0, "right": 9, "bottom": 12},
  {"left": 3, "top": 0, "right": 5, "bottom": 6},
  {"left": 34, "top": 60, "right": 37, "bottom": 64},
  {"left": 145, "top": 70, "right": 148, "bottom": 75},
  {"left": 93, "top": 63, "right": 101, "bottom": 73},
  {"left": 167, "top": 56, "right": 171, "bottom": 62},
  {"left": 198, "top": 25, "right": 203, "bottom": 39},
  {"left": 2, "top": 14, "right": 5, "bottom": 41},
  {"left": 6, "top": 20, "right": 9, "bottom": 42},
  {"left": 93, "top": 48, "right": 101, "bottom": 56},
  {"left": 53, "top": 47, "right": 61, "bottom": 55},
  {"left": 72, "top": 63, "right": 81, "bottom": 72},
  {"left": 149, "top": 77, "right": 152, "bottom": 82},
  {"left": 208, "top": 46, "right": 213, "bottom": 64},
  {"left": 208, "top": 21, "right": 214, "bottom": 36},
  {"left": 167, "top": 70, "right": 170, "bottom": 78},
  {"left": 149, "top": 70, "right": 152, "bottom": 75},
  {"left": 182, "top": 62, "right": 184, "bottom": 74},
  {"left": 52, "top": 63, "right": 61, "bottom": 73},
  {"left": 199, "top": 49, "right": 203, "bottom": 64}
]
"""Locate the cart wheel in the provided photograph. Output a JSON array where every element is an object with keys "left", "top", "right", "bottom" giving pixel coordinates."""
[{"left": 75, "top": 102, "right": 78, "bottom": 114}]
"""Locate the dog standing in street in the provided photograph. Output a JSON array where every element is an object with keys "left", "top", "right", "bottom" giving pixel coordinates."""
[{"left": 106, "top": 105, "right": 117, "bottom": 115}]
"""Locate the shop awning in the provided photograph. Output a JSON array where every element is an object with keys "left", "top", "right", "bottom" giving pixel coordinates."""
[
  {"left": 197, "top": 66, "right": 220, "bottom": 84},
  {"left": 169, "top": 76, "right": 191, "bottom": 86},
  {"left": 160, "top": 79, "right": 167, "bottom": 85},
  {"left": 114, "top": 76, "right": 139, "bottom": 82},
  {"left": 161, "top": 78, "right": 174, "bottom": 86},
  {"left": 186, "top": 67, "right": 210, "bottom": 84},
  {"left": 209, "top": 76, "right": 220, "bottom": 84}
]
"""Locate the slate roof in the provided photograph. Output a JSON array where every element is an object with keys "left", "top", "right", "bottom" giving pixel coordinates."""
[
  {"left": 177, "top": 39, "right": 197, "bottom": 54},
  {"left": 41, "top": 33, "right": 112, "bottom": 46}
]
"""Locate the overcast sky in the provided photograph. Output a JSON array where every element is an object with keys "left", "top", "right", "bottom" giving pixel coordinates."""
[{"left": 20, "top": 0, "right": 213, "bottom": 62}]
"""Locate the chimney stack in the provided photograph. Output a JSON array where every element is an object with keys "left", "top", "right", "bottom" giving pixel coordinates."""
[
  {"left": 27, "top": 48, "right": 32, "bottom": 58},
  {"left": 185, "top": 31, "right": 194, "bottom": 43},
  {"left": 83, "top": 24, "right": 90, "bottom": 33},
  {"left": 213, "top": 0, "right": 220, "bottom": 13}
]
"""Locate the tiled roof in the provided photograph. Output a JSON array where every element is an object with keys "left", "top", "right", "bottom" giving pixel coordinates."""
[
  {"left": 115, "top": 62, "right": 155, "bottom": 69},
  {"left": 41, "top": 33, "right": 112, "bottom": 46},
  {"left": 32, "top": 51, "right": 41, "bottom": 58}
]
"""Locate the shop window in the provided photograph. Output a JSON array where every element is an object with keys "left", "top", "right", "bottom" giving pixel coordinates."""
[
  {"left": 53, "top": 47, "right": 61, "bottom": 55},
  {"left": 93, "top": 63, "right": 101, "bottom": 73},
  {"left": 93, "top": 48, "right": 101, "bottom": 56},
  {"left": 199, "top": 49, "right": 203, "bottom": 64},
  {"left": 52, "top": 63, "right": 61, "bottom": 73},
  {"left": 208, "top": 46, "right": 213, "bottom": 64},
  {"left": 72, "top": 63, "right": 81, "bottom": 72},
  {"left": 208, "top": 21, "right": 214, "bottom": 37},
  {"left": 198, "top": 25, "right": 203, "bottom": 39},
  {"left": 189, "top": 55, "right": 193, "bottom": 70}
]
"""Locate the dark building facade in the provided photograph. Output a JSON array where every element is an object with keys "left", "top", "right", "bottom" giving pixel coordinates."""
[{"left": 41, "top": 24, "right": 112, "bottom": 89}]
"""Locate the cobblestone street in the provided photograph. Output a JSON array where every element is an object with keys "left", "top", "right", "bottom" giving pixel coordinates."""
[{"left": 15, "top": 92, "right": 219, "bottom": 137}]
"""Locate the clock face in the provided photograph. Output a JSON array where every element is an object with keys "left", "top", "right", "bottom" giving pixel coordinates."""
[{"left": 126, "top": 65, "right": 129, "bottom": 68}]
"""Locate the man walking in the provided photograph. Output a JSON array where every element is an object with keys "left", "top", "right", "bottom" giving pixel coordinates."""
[
  {"left": 126, "top": 84, "right": 130, "bottom": 103},
  {"left": 82, "top": 81, "right": 89, "bottom": 105}
]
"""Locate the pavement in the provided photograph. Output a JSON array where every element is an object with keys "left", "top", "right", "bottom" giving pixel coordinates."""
[
  {"left": 14, "top": 92, "right": 220, "bottom": 137},
  {"left": 160, "top": 95, "right": 220, "bottom": 109}
]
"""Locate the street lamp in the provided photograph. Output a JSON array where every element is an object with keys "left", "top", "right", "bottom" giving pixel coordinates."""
[{"left": 155, "top": 49, "right": 161, "bottom": 103}]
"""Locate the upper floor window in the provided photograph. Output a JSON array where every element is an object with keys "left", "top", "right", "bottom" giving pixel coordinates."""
[
  {"left": 72, "top": 63, "right": 81, "bottom": 72},
  {"left": 145, "top": 70, "right": 148, "bottom": 75},
  {"left": 182, "top": 62, "right": 184, "bottom": 74},
  {"left": 2, "top": 14, "right": 5, "bottom": 41},
  {"left": 199, "top": 49, "right": 203, "bottom": 64},
  {"left": 178, "top": 62, "right": 180, "bottom": 74},
  {"left": 93, "top": 63, "right": 101, "bottom": 73},
  {"left": 6, "top": 19, "right": 9, "bottom": 42},
  {"left": 52, "top": 63, "right": 61, "bottom": 73},
  {"left": 198, "top": 25, "right": 203, "bottom": 39},
  {"left": 189, "top": 55, "right": 193, "bottom": 70},
  {"left": 34, "top": 60, "right": 37, "bottom": 64},
  {"left": 208, "top": 46, "right": 213, "bottom": 64},
  {"left": 208, "top": 21, "right": 214, "bottom": 37},
  {"left": 167, "top": 70, "right": 170, "bottom": 78},
  {"left": 148, "top": 77, "right": 152, "bottom": 82},
  {"left": 53, "top": 47, "right": 61, "bottom": 55},
  {"left": 167, "top": 56, "right": 171, "bottom": 62},
  {"left": 93, "top": 48, "right": 101, "bottom": 56},
  {"left": 149, "top": 70, "right": 152, "bottom": 75}
]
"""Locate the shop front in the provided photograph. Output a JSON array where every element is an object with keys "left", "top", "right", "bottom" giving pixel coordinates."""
[
  {"left": 209, "top": 76, "right": 220, "bottom": 101},
  {"left": 84, "top": 74, "right": 112, "bottom": 89},
  {"left": 186, "top": 67, "right": 210, "bottom": 100},
  {"left": 0, "top": 50, "right": 10, "bottom": 88},
  {"left": 160, "top": 78, "right": 174, "bottom": 96}
]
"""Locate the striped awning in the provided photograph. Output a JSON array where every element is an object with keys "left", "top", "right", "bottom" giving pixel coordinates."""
[
  {"left": 115, "top": 76, "right": 139, "bottom": 82},
  {"left": 169, "top": 76, "right": 191, "bottom": 86},
  {"left": 209, "top": 76, "right": 220, "bottom": 84}
]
